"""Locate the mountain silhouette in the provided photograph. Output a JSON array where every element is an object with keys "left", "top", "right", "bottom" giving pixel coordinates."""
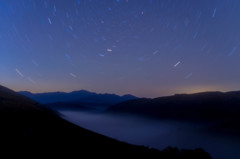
[
  {"left": 20, "top": 90, "right": 137, "bottom": 110},
  {"left": 0, "top": 85, "right": 212, "bottom": 158},
  {"left": 108, "top": 91, "right": 240, "bottom": 135}
]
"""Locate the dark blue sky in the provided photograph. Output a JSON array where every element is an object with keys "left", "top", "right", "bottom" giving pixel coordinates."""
[{"left": 1, "top": 0, "right": 240, "bottom": 97}]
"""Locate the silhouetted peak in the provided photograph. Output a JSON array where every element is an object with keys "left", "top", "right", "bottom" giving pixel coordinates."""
[
  {"left": 71, "top": 89, "right": 93, "bottom": 94},
  {"left": 19, "top": 89, "right": 138, "bottom": 105},
  {"left": 122, "top": 94, "right": 136, "bottom": 98}
]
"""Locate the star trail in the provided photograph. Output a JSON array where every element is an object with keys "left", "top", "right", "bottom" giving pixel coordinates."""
[{"left": 1, "top": 0, "right": 240, "bottom": 97}]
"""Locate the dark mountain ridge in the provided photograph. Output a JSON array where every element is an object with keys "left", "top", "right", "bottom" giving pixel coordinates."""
[
  {"left": 109, "top": 91, "right": 240, "bottom": 121},
  {"left": 19, "top": 90, "right": 137, "bottom": 110},
  {"left": 108, "top": 91, "right": 240, "bottom": 136}
]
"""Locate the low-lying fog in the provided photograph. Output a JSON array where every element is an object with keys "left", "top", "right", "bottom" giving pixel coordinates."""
[{"left": 60, "top": 110, "right": 240, "bottom": 159}]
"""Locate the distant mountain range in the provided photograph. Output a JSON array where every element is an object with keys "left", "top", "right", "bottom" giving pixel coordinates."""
[
  {"left": 108, "top": 91, "right": 240, "bottom": 135},
  {"left": 0, "top": 85, "right": 212, "bottom": 158},
  {"left": 19, "top": 90, "right": 137, "bottom": 110}
]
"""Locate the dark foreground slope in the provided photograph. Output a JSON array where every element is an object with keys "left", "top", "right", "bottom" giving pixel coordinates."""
[{"left": 0, "top": 86, "right": 211, "bottom": 159}]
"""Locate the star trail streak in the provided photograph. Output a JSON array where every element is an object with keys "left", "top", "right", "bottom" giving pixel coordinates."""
[{"left": 0, "top": 0, "right": 240, "bottom": 97}]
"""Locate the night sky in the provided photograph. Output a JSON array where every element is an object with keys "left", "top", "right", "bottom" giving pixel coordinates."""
[{"left": 1, "top": 0, "right": 240, "bottom": 97}]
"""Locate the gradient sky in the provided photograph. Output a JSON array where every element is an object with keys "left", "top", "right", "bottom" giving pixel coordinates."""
[{"left": 1, "top": 0, "right": 240, "bottom": 97}]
